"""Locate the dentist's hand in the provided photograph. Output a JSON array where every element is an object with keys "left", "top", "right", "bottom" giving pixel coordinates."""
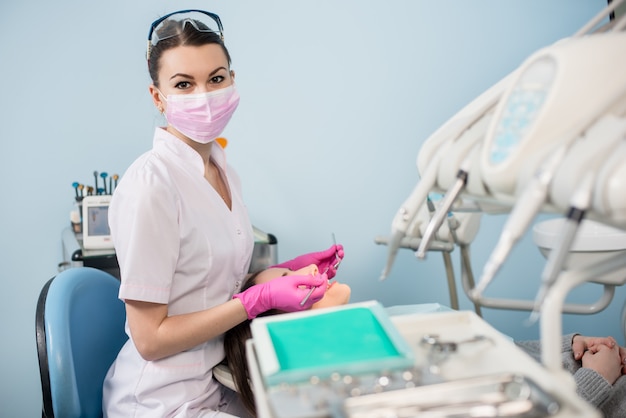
[
  {"left": 271, "top": 245, "right": 344, "bottom": 280},
  {"left": 233, "top": 272, "right": 328, "bottom": 319}
]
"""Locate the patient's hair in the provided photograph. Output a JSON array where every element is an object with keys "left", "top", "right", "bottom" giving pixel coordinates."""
[{"left": 224, "top": 272, "right": 279, "bottom": 416}]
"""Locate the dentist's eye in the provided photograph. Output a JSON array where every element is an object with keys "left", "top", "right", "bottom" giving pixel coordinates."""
[
  {"left": 210, "top": 75, "right": 225, "bottom": 84},
  {"left": 175, "top": 81, "right": 191, "bottom": 89}
]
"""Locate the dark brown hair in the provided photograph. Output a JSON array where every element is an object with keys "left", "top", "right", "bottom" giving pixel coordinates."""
[
  {"left": 148, "top": 18, "right": 232, "bottom": 87},
  {"left": 224, "top": 272, "right": 280, "bottom": 416}
]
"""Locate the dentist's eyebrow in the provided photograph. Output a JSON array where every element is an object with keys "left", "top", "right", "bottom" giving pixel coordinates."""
[
  {"left": 170, "top": 73, "right": 194, "bottom": 80},
  {"left": 209, "top": 66, "right": 227, "bottom": 76}
]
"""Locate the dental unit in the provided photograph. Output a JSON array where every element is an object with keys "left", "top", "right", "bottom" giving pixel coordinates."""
[{"left": 375, "top": 0, "right": 626, "bottom": 392}]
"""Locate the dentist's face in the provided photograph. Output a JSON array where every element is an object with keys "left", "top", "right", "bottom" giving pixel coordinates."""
[
  {"left": 255, "top": 264, "right": 351, "bottom": 309},
  {"left": 151, "top": 44, "right": 234, "bottom": 103}
]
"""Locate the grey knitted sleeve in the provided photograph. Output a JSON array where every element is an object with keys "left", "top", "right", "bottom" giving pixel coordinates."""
[{"left": 516, "top": 333, "right": 623, "bottom": 415}]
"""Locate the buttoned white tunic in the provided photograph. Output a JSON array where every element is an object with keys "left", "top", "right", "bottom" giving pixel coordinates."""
[{"left": 103, "top": 128, "right": 254, "bottom": 417}]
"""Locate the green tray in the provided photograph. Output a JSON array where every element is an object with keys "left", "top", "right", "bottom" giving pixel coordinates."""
[{"left": 250, "top": 301, "right": 415, "bottom": 385}]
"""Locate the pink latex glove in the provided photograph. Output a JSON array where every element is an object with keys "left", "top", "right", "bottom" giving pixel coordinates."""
[
  {"left": 271, "top": 244, "right": 344, "bottom": 280},
  {"left": 233, "top": 272, "right": 328, "bottom": 319}
]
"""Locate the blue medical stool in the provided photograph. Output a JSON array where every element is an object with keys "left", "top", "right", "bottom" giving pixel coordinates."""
[{"left": 35, "top": 267, "right": 128, "bottom": 418}]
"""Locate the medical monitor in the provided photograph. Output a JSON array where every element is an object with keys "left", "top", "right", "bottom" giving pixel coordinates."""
[{"left": 81, "top": 195, "right": 114, "bottom": 250}]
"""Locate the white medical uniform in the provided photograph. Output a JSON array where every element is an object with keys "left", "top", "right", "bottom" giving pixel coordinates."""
[{"left": 103, "top": 128, "right": 254, "bottom": 418}]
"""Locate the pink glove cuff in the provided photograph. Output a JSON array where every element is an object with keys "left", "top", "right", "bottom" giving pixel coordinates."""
[{"left": 233, "top": 291, "right": 264, "bottom": 320}]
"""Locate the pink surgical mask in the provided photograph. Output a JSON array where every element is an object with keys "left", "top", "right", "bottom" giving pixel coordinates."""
[{"left": 160, "top": 84, "right": 240, "bottom": 144}]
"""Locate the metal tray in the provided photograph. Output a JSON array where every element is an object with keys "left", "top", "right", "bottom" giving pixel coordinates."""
[{"left": 342, "top": 373, "right": 560, "bottom": 418}]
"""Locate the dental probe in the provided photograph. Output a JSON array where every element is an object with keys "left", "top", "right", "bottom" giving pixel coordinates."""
[
  {"left": 299, "top": 267, "right": 327, "bottom": 307},
  {"left": 300, "top": 263, "right": 333, "bottom": 307},
  {"left": 527, "top": 173, "right": 594, "bottom": 325},
  {"left": 472, "top": 145, "right": 568, "bottom": 298},
  {"left": 331, "top": 232, "right": 341, "bottom": 272}
]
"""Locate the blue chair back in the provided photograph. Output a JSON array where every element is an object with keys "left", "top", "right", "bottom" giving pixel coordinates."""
[{"left": 36, "top": 267, "right": 127, "bottom": 418}]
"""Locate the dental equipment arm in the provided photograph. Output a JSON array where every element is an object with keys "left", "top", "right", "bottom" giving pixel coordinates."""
[{"left": 460, "top": 239, "right": 614, "bottom": 314}]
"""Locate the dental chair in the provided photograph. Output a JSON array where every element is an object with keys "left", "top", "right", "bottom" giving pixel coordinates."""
[{"left": 35, "top": 267, "right": 127, "bottom": 418}]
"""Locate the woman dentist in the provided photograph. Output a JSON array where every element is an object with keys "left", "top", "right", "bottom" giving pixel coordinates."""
[{"left": 103, "top": 10, "right": 344, "bottom": 417}]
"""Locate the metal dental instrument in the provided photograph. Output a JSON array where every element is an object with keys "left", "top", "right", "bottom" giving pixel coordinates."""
[
  {"left": 420, "top": 334, "right": 493, "bottom": 371},
  {"left": 300, "top": 274, "right": 323, "bottom": 307},
  {"left": 331, "top": 232, "right": 341, "bottom": 271},
  {"left": 416, "top": 165, "right": 468, "bottom": 259},
  {"left": 300, "top": 233, "right": 340, "bottom": 306}
]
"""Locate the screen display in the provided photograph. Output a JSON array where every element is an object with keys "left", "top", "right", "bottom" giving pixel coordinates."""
[{"left": 86, "top": 205, "right": 110, "bottom": 236}]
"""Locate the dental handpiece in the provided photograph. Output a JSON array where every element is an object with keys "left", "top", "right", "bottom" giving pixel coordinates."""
[
  {"left": 527, "top": 173, "right": 594, "bottom": 324},
  {"left": 381, "top": 161, "right": 441, "bottom": 280},
  {"left": 473, "top": 146, "right": 567, "bottom": 297},
  {"left": 416, "top": 168, "right": 468, "bottom": 259}
]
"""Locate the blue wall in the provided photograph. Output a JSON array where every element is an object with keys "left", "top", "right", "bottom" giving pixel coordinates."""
[{"left": 0, "top": 1, "right": 618, "bottom": 416}]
